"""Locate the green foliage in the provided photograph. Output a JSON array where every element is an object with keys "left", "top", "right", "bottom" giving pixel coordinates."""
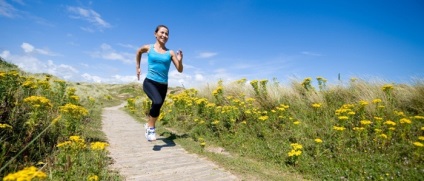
[
  {"left": 0, "top": 61, "right": 120, "bottom": 180},
  {"left": 128, "top": 77, "right": 424, "bottom": 180}
]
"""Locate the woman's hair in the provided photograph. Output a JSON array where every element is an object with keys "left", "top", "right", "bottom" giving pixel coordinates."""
[{"left": 155, "top": 25, "right": 169, "bottom": 34}]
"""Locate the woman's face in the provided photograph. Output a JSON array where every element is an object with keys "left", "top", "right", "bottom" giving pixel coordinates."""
[{"left": 155, "top": 27, "right": 169, "bottom": 44}]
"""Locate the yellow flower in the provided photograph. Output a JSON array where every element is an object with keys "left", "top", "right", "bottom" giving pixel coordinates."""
[
  {"left": 91, "top": 142, "right": 109, "bottom": 150},
  {"left": 23, "top": 96, "right": 52, "bottom": 108},
  {"left": 338, "top": 116, "right": 349, "bottom": 120},
  {"left": 88, "top": 175, "right": 99, "bottom": 181},
  {"left": 372, "top": 99, "right": 382, "bottom": 104},
  {"left": 312, "top": 103, "right": 322, "bottom": 108},
  {"left": 418, "top": 136, "right": 424, "bottom": 141},
  {"left": 333, "top": 126, "right": 346, "bottom": 131},
  {"left": 70, "top": 135, "right": 84, "bottom": 142},
  {"left": 288, "top": 150, "right": 302, "bottom": 157},
  {"left": 57, "top": 141, "right": 72, "bottom": 148},
  {"left": 246, "top": 98, "right": 256, "bottom": 103},
  {"left": 382, "top": 84, "right": 394, "bottom": 92},
  {"left": 353, "top": 127, "right": 365, "bottom": 131},
  {"left": 22, "top": 80, "right": 36, "bottom": 88},
  {"left": 3, "top": 166, "right": 47, "bottom": 181},
  {"left": 413, "top": 115, "right": 424, "bottom": 120},
  {"left": 413, "top": 142, "right": 423, "bottom": 147},
  {"left": 400, "top": 118, "right": 412, "bottom": 124},
  {"left": 360, "top": 120, "right": 372, "bottom": 126},
  {"left": 394, "top": 111, "right": 405, "bottom": 117},
  {"left": 374, "top": 117, "right": 383, "bottom": 121},
  {"left": 293, "top": 121, "right": 301, "bottom": 125},
  {"left": 258, "top": 116, "right": 269, "bottom": 121},
  {"left": 57, "top": 136, "right": 86, "bottom": 150},
  {"left": 383, "top": 120, "right": 396, "bottom": 126},
  {"left": 378, "top": 134, "right": 388, "bottom": 139},
  {"left": 359, "top": 100, "right": 369, "bottom": 106},
  {"left": 59, "top": 103, "right": 88, "bottom": 117},
  {"left": 70, "top": 95, "right": 80, "bottom": 101},
  {"left": 0, "top": 123, "right": 12, "bottom": 129},
  {"left": 290, "top": 143, "right": 303, "bottom": 150},
  {"left": 314, "top": 138, "right": 323, "bottom": 143}
]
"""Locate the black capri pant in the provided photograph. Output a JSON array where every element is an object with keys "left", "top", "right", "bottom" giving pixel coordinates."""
[{"left": 143, "top": 78, "right": 168, "bottom": 117}]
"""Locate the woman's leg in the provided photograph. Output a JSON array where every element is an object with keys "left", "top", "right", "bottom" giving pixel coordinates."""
[{"left": 143, "top": 78, "right": 168, "bottom": 128}]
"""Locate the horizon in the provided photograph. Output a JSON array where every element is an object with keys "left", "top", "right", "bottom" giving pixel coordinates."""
[{"left": 1, "top": 0, "right": 423, "bottom": 88}]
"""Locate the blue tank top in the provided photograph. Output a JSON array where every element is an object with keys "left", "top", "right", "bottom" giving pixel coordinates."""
[{"left": 146, "top": 44, "right": 172, "bottom": 84}]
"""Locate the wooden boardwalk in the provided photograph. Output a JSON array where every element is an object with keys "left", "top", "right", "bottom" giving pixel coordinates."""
[{"left": 101, "top": 104, "right": 239, "bottom": 181}]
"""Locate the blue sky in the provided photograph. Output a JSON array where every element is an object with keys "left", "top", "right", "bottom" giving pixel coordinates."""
[{"left": 1, "top": 0, "right": 423, "bottom": 87}]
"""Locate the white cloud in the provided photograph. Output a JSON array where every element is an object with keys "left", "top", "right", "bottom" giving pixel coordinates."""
[
  {"left": 118, "top": 43, "right": 138, "bottom": 50},
  {"left": 0, "top": 50, "right": 11, "bottom": 59},
  {"left": 0, "top": 0, "right": 17, "bottom": 18},
  {"left": 67, "top": 6, "right": 111, "bottom": 31},
  {"left": 21, "top": 42, "right": 59, "bottom": 56},
  {"left": 111, "top": 74, "right": 137, "bottom": 82},
  {"left": 196, "top": 52, "right": 218, "bottom": 59},
  {"left": 81, "top": 73, "right": 102, "bottom": 83},
  {"left": 195, "top": 73, "right": 204, "bottom": 81},
  {"left": 89, "top": 43, "right": 134, "bottom": 64},
  {"left": 301, "top": 51, "right": 322, "bottom": 56},
  {"left": 1, "top": 50, "right": 78, "bottom": 80},
  {"left": 21, "top": 42, "right": 34, "bottom": 53}
]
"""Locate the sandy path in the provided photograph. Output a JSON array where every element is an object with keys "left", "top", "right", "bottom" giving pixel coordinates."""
[{"left": 101, "top": 103, "right": 239, "bottom": 181}]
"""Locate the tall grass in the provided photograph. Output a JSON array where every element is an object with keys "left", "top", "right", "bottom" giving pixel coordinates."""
[
  {"left": 127, "top": 77, "right": 424, "bottom": 180},
  {"left": 0, "top": 59, "right": 121, "bottom": 180}
]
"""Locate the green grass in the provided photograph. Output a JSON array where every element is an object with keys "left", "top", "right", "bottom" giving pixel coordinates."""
[
  {"left": 0, "top": 59, "right": 123, "bottom": 180},
  {"left": 3, "top": 57, "right": 424, "bottom": 180},
  {"left": 125, "top": 77, "right": 424, "bottom": 180}
]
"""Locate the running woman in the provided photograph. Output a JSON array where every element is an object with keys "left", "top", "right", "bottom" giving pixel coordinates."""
[{"left": 135, "top": 25, "right": 183, "bottom": 141}]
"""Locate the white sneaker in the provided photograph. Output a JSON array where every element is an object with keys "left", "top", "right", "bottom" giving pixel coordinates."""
[{"left": 144, "top": 124, "right": 156, "bottom": 141}]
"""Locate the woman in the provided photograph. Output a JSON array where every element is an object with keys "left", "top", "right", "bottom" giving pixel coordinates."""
[{"left": 136, "top": 25, "right": 183, "bottom": 141}]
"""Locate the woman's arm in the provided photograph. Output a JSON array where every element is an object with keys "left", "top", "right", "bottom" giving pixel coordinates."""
[
  {"left": 136, "top": 45, "right": 150, "bottom": 80},
  {"left": 171, "top": 50, "right": 183, "bottom": 73}
]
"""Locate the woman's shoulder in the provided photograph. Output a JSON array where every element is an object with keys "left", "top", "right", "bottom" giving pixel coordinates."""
[{"left": 137, "top": 44, "right": 151, "bottom": 53}]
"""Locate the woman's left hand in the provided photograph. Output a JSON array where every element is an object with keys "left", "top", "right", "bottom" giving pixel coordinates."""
[{"left": 177, "top": 50, "right": 183, "bottom": 61}]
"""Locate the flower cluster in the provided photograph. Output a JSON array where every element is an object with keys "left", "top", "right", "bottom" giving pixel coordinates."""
[
  {"left": 3, "top": 166, "right": 47, "bottom": 181},
  {"left": 288, "top": 143, "right": 303, "bottom": 157},
  {"left": 0, "top": 123, "right": 13, "bottom": 129},
  {"left": 59, "top": 103, "right": 88, "bottom": 117},
  {"left": 90, "top": 141, "right": 109, "bottom": 151},
  {"left": 57, "top": 135, "right": 86, "bottom": 150},
  {"left": 23, "top": 95, "right": 52, "bottom": 109}
]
